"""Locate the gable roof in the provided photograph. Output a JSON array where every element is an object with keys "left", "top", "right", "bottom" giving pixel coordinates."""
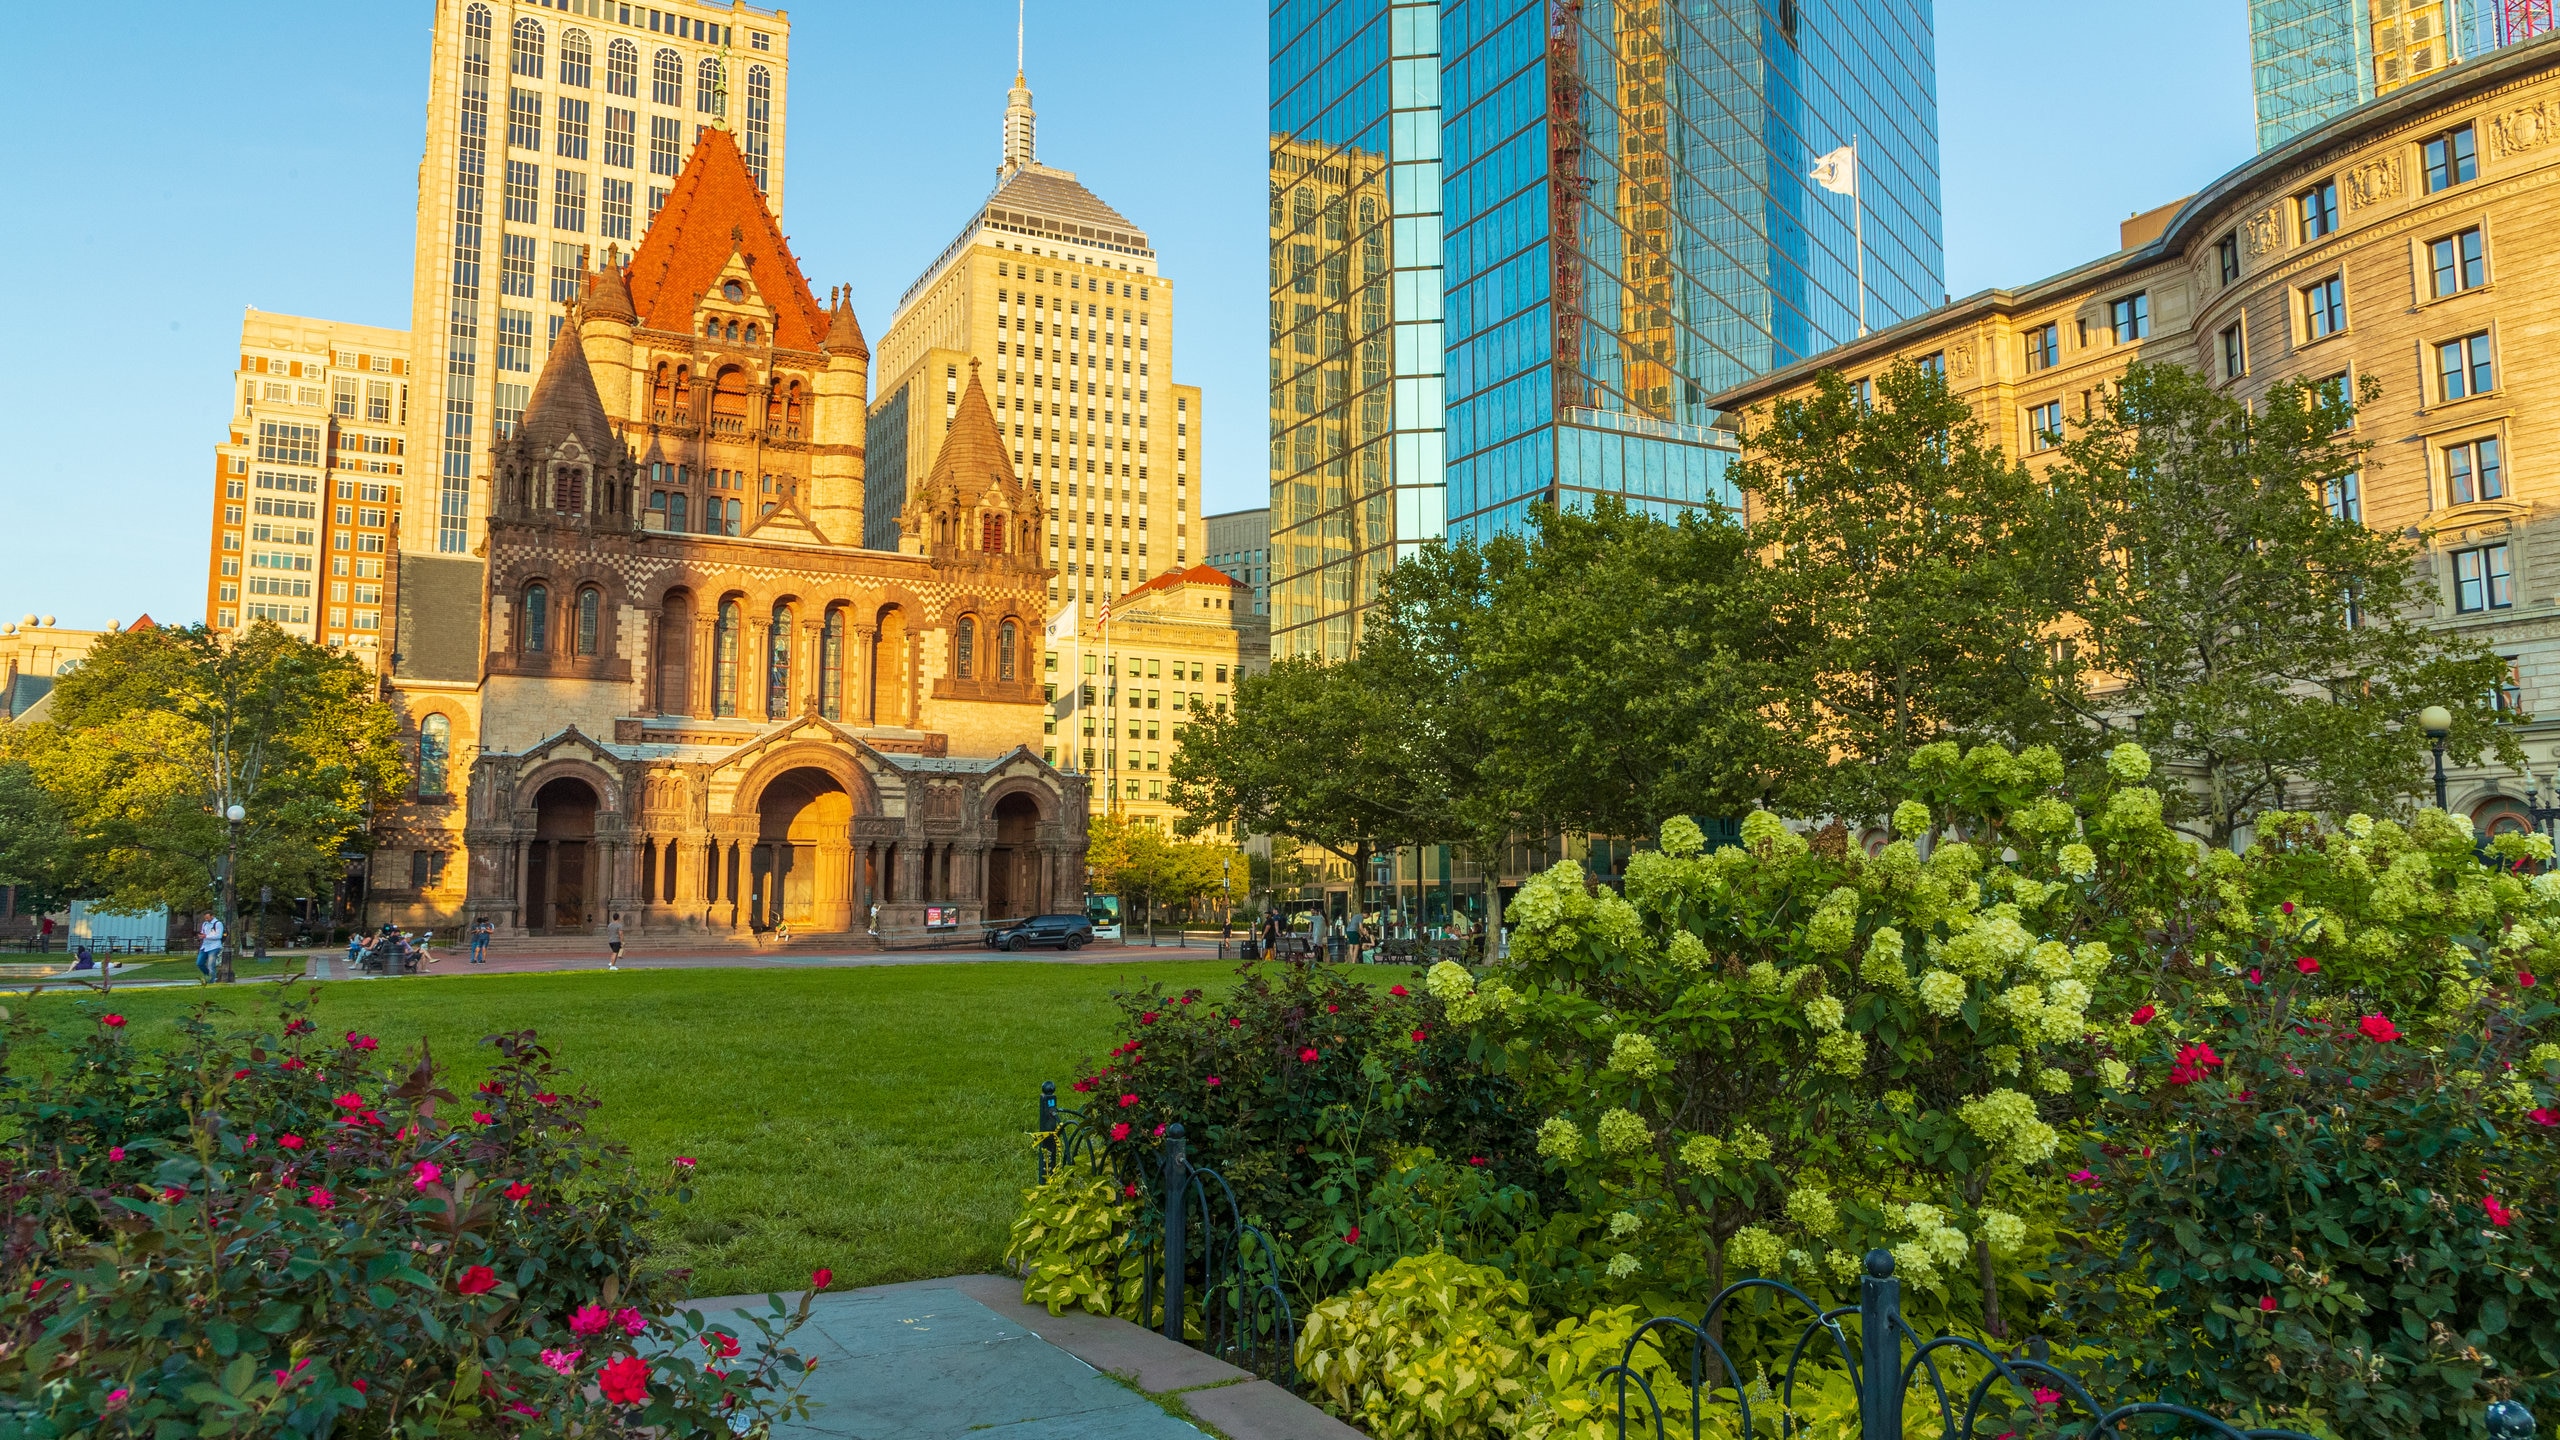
[{"left": 624, "top": 128, "right": 830, "bottom": 350}]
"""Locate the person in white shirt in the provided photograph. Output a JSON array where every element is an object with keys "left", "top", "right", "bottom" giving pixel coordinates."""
[{"left": 196, "top": 912, "right": 224, "bottom": 981}]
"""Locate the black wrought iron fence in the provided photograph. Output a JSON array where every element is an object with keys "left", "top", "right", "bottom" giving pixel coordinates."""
[{"left": 1035, "top": 1082, "right": 2542, "bottom": 1438}]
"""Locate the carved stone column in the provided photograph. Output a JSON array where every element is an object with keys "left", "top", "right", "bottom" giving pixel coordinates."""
[{"left": 853, "top": 625, "right": 879, "bottom": 724}]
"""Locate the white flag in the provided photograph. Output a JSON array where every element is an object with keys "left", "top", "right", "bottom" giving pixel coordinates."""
[
  {"left": 1810, "top": 143, "right": 1856, "bottom": 196},
  {"left": 1045, "top": 599, "right": 1080, "bottom": 643}
]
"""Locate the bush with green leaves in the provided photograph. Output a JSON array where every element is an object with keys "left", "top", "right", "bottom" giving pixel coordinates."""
[{"left": 0, "top": 993, "right": 824, "bottom": 1438}]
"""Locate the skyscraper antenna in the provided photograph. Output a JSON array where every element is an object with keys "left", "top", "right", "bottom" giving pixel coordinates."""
[{"left": 1016, "top": 0, "right": 1025, "bottom": 79}]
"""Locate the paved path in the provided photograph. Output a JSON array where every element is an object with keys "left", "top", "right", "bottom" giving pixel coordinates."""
[{"left": 685, "top": 1275, "right": 1358, "bottom": 1440}]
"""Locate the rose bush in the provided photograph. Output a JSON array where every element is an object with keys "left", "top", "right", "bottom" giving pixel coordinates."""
[{"left": 0, "top": 992, "right": 823, "bottom": 1438}]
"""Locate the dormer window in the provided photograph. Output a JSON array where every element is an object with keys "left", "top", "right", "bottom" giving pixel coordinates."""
[{"left": 722, "top": 279, "right": 745, "bottom": 302}]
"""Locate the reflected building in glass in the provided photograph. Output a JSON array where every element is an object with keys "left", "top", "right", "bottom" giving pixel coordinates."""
[{"left": 1270, "top": 0, "right": 1945, "bottom": 657}]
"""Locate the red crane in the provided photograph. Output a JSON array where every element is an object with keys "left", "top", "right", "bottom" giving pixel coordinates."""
[{"left": 2507, "top": 0, "right": 2555, "bottom": 44}]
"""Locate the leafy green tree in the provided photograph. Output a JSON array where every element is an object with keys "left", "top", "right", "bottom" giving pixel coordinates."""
[
  {"left": 1732, "top": 362, "right": 2083, "bottom": 822},
  {"left": 2048, "top": 362, "right": 2519, "bottom": 846},
  {"left": 0, "top": 759, "right": 83, "bottom": 915},
  {"left": 0, "top": 622, "right": 407, "bottom": 941}
]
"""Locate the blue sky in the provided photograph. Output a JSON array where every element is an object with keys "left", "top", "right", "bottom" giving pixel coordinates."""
[{"left": 1, "top": 1, "right": 2250, "bottom": 631}]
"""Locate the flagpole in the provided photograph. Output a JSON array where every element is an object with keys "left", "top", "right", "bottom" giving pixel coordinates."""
[{"left": 1852, "top": 135, "right": 1867, "bottom": 339}]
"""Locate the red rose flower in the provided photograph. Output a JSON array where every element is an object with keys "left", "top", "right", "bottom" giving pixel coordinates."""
[
  {"left": 455, "top": 1265, "right": 499, "bottom": 1295},
  {"left": 345, "top": 1033, "right": 378, "bottom": 1051},
  {"left": 473, "top": 1111, "right": 494, "bottom": 1125},
  {"left": 1411, "top": 1029, "right": 1428, "bottom": 1043},
  {"left": 332, "top": 1093, "right": 366, "bottom": 1110},
  {"left": 614, "top": 1307, "right": 647, "bottom": 1337},
  {"left": 2521, "top": 971, "right": 2539, "bottom": 989},
  {"left": 2485, "top": 1194, "right": 2516, "bottom": 1228},
  {"left": 1178, "top": 995, "right": 1195, "bottom": 1005},
  {"left": 2258, "top": 1295, "right": 2278, "bottom": 1312},
  {"left": 2246, "top": 968, "right": 2263, "bottom": 986},
  {"left": 281, "top": 1058, "right": 306, "bottom": 1070},
  {"left": 703, "top": 1330, "right": 741, "bottom": 1358},
  {"left": 1110, "top": 1122, "right": 1131, "bottom": 1141},
  {"left": 277, "top": 1133, "right": 304, "bottom": 1150},
  {"left": 2279, "top": 901, "right": 2295, "bottom": 915},
  {"left": 598, "top": 1355, "right": 651, "bottom": 1406},
  {"left": 2169, "top": 1043, "right": 2224, "bottom": 1086},
  {"left": 1390, "top": 985, "right": 1409, "bottom": 997},
  {"left": 108, "top": 1145, "right": 126, "bottom": 1161},
  {"left": 1118, "top": 1093, "right": 1138, "bottom": 1108},
  {"left": 1343, "top": 1226, "right": 1361, "bottom": 1244},
  {"left": 2295, "top": 957, "right": 2319, "bottom": 975},
  {"left": 1300, "top": 1047, "right": 1320, "bottom": 1063},
  {"left": 2128, "top": 1005, "right": 2156, "bottom": 1026},
  {"left": 100, "top": 1014, "right": 127, "bottom": 1028},
  {"left": 1205, "top": 1076, "right": 1223, "bottom": 1087},
  {"left": 2530, "top": 1109, "right": 2559, "bottom": 1127},
  {"left": 1139, "top": 1012, "right": 1159, "bottom": 1026},
  {"left": 2357, "top": 1014, "right": 2401, "bottom": 1044},
  {"left": 505, "top": 1182, "right": 533, "bottom": 1199},
  {"left": 1325, "top": 1003, "right": 1339, "bottom": 1013},
  {"left": 569, "top": 1305, "right": 610, "bottom": 1337},
  {"left": 1228, "top": 1017, "right": 1243, "bottom": 1028},
  {"left": 1467, "top": 1155, "right": 1489, "bottom": 1167},
  {"left": 811, "top": 1267, "right": 834, "bottom": 1289}
]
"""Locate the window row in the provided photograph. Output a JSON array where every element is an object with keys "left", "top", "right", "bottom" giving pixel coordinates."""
[
  {"left": 2211, "top": 123, "right": 2479, "bottom": 288},
  {"left": 508, "top": 18, "right": 743, "bottom": 109}
]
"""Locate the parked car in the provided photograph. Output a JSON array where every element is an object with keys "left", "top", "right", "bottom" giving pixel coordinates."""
[{"left": 985, "top": 913, "right": 1095, "bottom": 952}]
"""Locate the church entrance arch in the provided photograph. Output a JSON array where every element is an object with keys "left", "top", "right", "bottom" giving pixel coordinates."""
[
  {"left": 986, "top": 791, "right": 1045, "bottom": 921},
  {"left": 525, "top": 777, "right": 599, "bottom": 934},
  {"left": 751, "top": 767, "right": 854, "bottom": 933}
]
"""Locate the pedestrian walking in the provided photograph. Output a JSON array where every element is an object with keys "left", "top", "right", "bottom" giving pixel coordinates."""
[
  {"left": 470, "top": 916, "right": 493, "bottom": 965},
  {"left": 37, "top": 916, "right": 54, "bottom": 953},
  {"left": 195, "top": 912, "right": 224, "bottom": 981},
  {"left": 605, "top": 913, "right": 624, "bottom": 970}
]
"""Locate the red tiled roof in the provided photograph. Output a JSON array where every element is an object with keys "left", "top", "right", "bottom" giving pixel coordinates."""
[
  {"left": 624, "top": 128, "right": 830, "bottom": 351},
  {"left": 1120, "top": 564, "right": 1243, "bottom": 603}
]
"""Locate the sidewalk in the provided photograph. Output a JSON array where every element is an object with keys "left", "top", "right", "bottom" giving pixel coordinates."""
[{"left": 682, "top": 1274, "right": 1357, "bottom": 1440}]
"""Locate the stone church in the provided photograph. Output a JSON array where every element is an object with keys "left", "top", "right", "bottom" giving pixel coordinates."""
[{"left": 381, "top": 129, "right": 1086, "bottom": 943}]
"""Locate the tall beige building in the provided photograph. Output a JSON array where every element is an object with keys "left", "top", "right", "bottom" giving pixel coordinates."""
[
  {"left": 871, "top": 67, "right": 1201, "bottom": 611},
  {"left": 204, "top": 311, "right": 412, "bottom": 661},
  {"left": 398, "top": 0, "right": 794, "bottom": 685}
]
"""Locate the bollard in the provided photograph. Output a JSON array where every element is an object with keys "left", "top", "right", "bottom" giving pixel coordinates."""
[
  {"left": 1038, "top": 1080, "right": 1059, "bottom": 1181},
  {"left": 2486, "top": 1400, "right": 2536, "bottom": 1439},
  {"left": 1858, "top": 1249, "right": 1902, "bottom": 1440},
  {"left": 1161, "top": 1123, "right": 1188, "bottom": 1344}
]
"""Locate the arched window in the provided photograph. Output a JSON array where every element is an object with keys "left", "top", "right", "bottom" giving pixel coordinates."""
[
  {"left": 980, "top": 513, "right": 1005, "bottom": 553},
  {"left": 998, "top": 620, "right": 1019, "bottom": 682},
  {"left": 523, "top": 584, "right": 550, "bottom": 653},
  {"left": 784, "top": 380, "right": 803, "bottom": 427},
  {"left": 652, "top": 48, "right": 683, "bottom": 106},
  {"left": 767, "top": 603, "right": 795, "bottom": 716},
  {"left": 651, "top": 361, "right": 671, "bottom": 411},
  {"left": 656, "top": 590, "right": 694, "bottom": 714},
  {"left": 552, "top": 463, "right": 586, "bottom": 512},
  {"left": 418, "top": 714, "right": 452, "bottom": 798},
  {"left": 673, "top": 364, "right": 692, "bottom": 407},
  {"left": 725, "top": 498, "right": 742, "bottom": 535},
  {"left": 511, "top": 16, "right": 544, "bottom": 77},
  {"left": 956, "top": 616, "right": 977, "bottom": 680},
  {"left": 560, "top": 29, "right": 592, "bottom": 87},
  {"left": 704, "top": 315, "right": 720, "bottom": 338},
  {"left": 576, "top": 587, "right": 601, "bottom": 656},
  {"left": 697, "top": 56, "right": 725, "bottom": 116},
  {"left": 713, "top": 599, "right": 741, "bottom": 716},
  {"left": 606, "top": 37, "right": 638, "bottom": 96},
  {"left": 820, "top": 608, "right": 845, "bottom": 721},
  {"left": 745, "top": 65, "right": 773, "bottom": 191},
  {"left": 743, "top": 321, "right": 760, "bottom": 345}
]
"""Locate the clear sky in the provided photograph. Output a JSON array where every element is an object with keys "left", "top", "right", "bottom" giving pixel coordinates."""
[{"left": 1, "top": 1, "right": 2251, "bottom": 632}]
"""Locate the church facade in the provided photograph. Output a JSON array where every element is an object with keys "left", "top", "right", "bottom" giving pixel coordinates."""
[{"left": 380, "top": 130, "right": 1085, "bottom": 943}]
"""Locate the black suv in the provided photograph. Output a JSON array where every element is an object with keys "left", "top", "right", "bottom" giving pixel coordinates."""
[{"left": 985, "top": 913, "right": 1095, "bottom": 951}]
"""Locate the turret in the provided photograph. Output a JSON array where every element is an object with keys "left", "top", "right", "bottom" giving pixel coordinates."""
[
  {"left": 809, "top": 285, "right": 871, "bottom": 547},
  {"left": 580, "top": 247, "right": 638, "bottom": 428}
]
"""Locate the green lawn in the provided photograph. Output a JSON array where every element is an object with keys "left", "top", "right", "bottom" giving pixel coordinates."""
[{"left": 3, "top": 961, "right": 1260, "bottom": 1298}]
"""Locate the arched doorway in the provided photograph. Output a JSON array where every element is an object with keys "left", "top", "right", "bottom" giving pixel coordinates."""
[
  {"left": 752, "top": 767, "right": 854, "bottom": 932},
  {"left": 525, "top": 777, "right": 599, "bottom": 934},
  {"left": 987, "top": 791, "right": 1044, "bottom": 920}
]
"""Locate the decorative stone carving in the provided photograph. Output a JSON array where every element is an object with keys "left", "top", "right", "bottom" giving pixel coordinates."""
[
  {"left": 2491, "top": 101, "right": 2555, "bottom": 158},
  {"left": 1949, "top": 340, "right": 1976, "bottom": 381},
  {"left": 2242, "top": 207, "right": 2282, "bottom": 257},
  {"left": 2344, "top": 155, "right": 2403, "bottom": 209}
]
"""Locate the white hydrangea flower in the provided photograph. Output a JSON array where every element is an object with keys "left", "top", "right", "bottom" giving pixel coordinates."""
[
  {"left": 1659, "top": 815, "right": 1707, "bottom": 858},
  {"left": 1726, "top": 1226, "right": 1785, "bottom": 1273},
  {"left": 2105, "top": 742, "right": 2153, "bottom": 782},
  {"left": 1816, "top": 1031, "right": 1866, "bottom": 1076},
  {"left": 1728, "top": 1124, "right": 1773, "bottom": 1163},
  {"left": 2033, "top": 1066, "right": 2073, "bottom": 1096},
  {"left": 1679, "top": 1133, "right": 1724, "bottom": 1174},
  {"left": 1784, "top": 1187, "right": 1839, "bottom": 1236},
  {"left": 1608, "top": 1030, "right": 1669, "bottom": 1079},
  {"left": 1667, "top": 930, "right": 1711, "bottom": 972},
  {"left": 1806, "top": 887, "right": 1860, "bottom": 955},
  {"left": 1426, "top": 960, "right": 1474, "bottom": 1003},
  {"left": 1892, "top": 799, "right": 1933, "bottom": 837},
  {"left": 2027, "top": 941, "right": 2075, "bottom": 980},
  {"left": 1803, "top": 995, "right": 1846, "bottom": 1034},
  {"left": 2344, "top": 812, "right": 2375, "bottom": 839},
  {"left": 1923, "top": 1223, "right": 1971, "bottom": 1268},
  {"left": 1917, "top": 970, "right": 1967, "bottom": 1018},
  {"left": 1889, "top": 1241, "right": 1939, "bottom": 1288},
  {"left": 1979, "top": 1209, "right": 2027, "bottom": 1255},
  {"left": 1861, "top": 927, "right": 1911, "bottom": 992},
  {"left": 1597, "top": 1108, "right": 1653, "bottom": 1157},
  {"left": 1740, "top": 810, "right": 1789, "bottom": 848},
  {"left": 1607, "top": 1251, "right": 1643, "bottom": 1279},
  {"left": 1745, "top": 961, "right": 1784, "bottom": 995},
  {"left": 1537, "top": 1116, "right": 1584, "bottom": 1162},
  {"left": 1610, "top": 1209, "right": 1645, "bottom": 1238},
  {"left": 2057, "top": 843, "right": 2097, "bottom": 879}
]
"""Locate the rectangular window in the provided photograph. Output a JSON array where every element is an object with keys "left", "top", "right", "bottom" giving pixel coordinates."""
[
  {"left": 604, "top": 106, "right": 636, "bottom": 169},
  {"left": 2438, "top": 331, "right": 2495, "bottom": 400},
  {"left": 552, "top": 168, "right": 587, "bottom": 232},
  {"left": 2424, "top": 123, "right": 2478, "bottom": 192},
  {"left": 2301, "top": 275, "right": 2346, "bottom": 340},
  {"left": 555, "top": 96, "right": 590, "bottom": 161},
  {"left": 497, "top": 309, "right": 535, "bottom": 374},
  {"left": 332, "top": 375, "right": 358, "bottom": 416},
  {"left": 256, "top": 421, "right": 323, "bottom": 466},
  {"left": 366, "top": 379, "right": 393, "bottom": 423},
  {"left": 2453, "top": 542, "right": 2513, "bottom": 613},
  {"left": 2298, "top": 180, "right": 2339, "bottom": 240},
  {"left": 2217, "top": 232, "right": 2241, "bottom": 284},
  {"left": 649, "top": 115, "right": 682, "bottom": 176},
  {"left": 647, "top": 185, "right": 669, "bottom": 223},
  {"left": 500, "top": 232, "right": 536, "bottom": 298},
  {"left": 2324, "top": 472, "right": 2362, "bottom": 522},
  {"left": 504, "top": 159, "right": 541, "bottom": 224},
  {"left": 2109, "top": 292, "right": 2149, "bottom": 342},
  {"left": 601, "top": 177, "right": 634, "bottom": 240},
  {"left": 2430, "top": 227, "right": 2485, "bottom": 297},
  {"left": 2445, "top": 437, "right": 2504, "bottom": 504},
  {"left": 508, "top": 87, "right": 542, "bottom": 151},
  {"left": 2023, "top": 323, "right": 2059, "bottom": 372},
  {"left": 2026, "top": 400, "right": 2064, "bottom": 451},
  {"left": 2220, "top": 323, "right": 2245, "bottom": 380},
  {"left": 1916, "top": 351, "right": 1946, "bottom": 380},
  {"left": 1848, "top": 377, "right": 1873, "bottom": 408}
]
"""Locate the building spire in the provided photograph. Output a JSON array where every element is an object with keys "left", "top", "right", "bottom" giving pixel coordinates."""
[{"left": 1001, "top": 0, "right": 1036, "bottom": 177}]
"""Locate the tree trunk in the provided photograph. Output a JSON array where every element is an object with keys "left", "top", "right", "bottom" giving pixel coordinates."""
[{"left": 1977, "top": 1236, "right": 2006, "bottom": 1341}]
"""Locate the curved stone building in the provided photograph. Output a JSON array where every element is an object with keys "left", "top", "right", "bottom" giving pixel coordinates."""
[{"left": 1711, "top": 33, "right": 2560, "bottom": 834}]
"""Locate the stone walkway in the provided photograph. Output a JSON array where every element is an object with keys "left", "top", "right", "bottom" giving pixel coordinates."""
[{"left": 684, "top": 1275, "right": 1359, "bottom": 1440}]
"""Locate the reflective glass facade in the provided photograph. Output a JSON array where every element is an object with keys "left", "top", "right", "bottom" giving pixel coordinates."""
[
  {"left": 1271, "top": 0, "right": 1944, "bottom": 656},
  {"left": 2250, "top": 0, "right": 2495, "bottom": 151},
  {"left": 1270, "top": 0, "right": 1451, "bottom": 661}
]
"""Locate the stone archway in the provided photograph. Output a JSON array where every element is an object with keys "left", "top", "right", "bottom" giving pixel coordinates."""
[
  {"left": 526, "top": 777, "right": 599, "bottom": 934},
  {"left": 986, "top": 790, "right": 1045, "bottom": 921},
  {"left": 751, "top": 767, "right": 855, "bottom": 932}
]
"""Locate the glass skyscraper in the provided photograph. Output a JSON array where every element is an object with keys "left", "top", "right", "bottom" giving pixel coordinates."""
[
  {"left": 2250, "top": 0, "right": 2499, "bottom": 151},
  {"left": 1269, "top": 0, "right": 1945, "bottom": 658}
]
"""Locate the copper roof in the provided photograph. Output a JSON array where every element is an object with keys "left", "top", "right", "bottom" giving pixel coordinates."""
[{"left": 625, "top": 128, "right": 831, "bottom": 350}]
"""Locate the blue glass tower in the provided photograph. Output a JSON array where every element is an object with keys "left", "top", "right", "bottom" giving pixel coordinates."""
[{"left": 1270, "top": 0, "right": 1945, "bottom": 657}]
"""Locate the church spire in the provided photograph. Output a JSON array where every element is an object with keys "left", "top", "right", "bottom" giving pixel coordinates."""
[{"left": 1001, "top": 0, "right": 1035, "bottom": 177}]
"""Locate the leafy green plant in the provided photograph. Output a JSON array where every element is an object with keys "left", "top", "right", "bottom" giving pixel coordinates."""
[
  {"left": 0, "top": 992, "right": 824, "bottom": 1438},
  {"left": 1005, "top": 1159, "right": 1143, "bottom": 1319}
]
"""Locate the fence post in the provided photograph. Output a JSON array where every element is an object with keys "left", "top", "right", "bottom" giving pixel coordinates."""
[
  {"left": 1038, "top": 1080, "right": 1058, "bottom": 1181},
  {"left": 1161, "top": 1123, "right": 1188, "bottom": 1345},
  {"left": 2485, "top": 1400, "right": 2536, "bottom": 1439},
  {"left": 1858, "top": 1249, "right": 1901, "bottom": 1440}
]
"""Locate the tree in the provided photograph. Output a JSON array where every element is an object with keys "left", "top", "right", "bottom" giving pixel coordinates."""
[
  {"left": 1732, "top": 362, "right": 2083, "bottom": 821},
  {"left": 1084, "top": 815, "right": 1244, "bottom": 932},
  {"left": 0, "top": 759, "right": 82, "bottom": 916},
  {"left": 2048, "top": 363, "right": 2519, "bottom": 846},
  {"left": 0, "top": 622, "right": 408, "bottom": 942}
]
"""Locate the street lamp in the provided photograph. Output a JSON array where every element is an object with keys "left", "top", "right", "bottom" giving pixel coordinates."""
[
  {"left": 2420, "top": 705, "right": 2454, "bottom": 813},
  {"left": 220, "top": 803, "right": 245, "bottom": 984}
]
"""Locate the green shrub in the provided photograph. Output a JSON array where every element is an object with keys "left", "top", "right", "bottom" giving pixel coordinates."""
[
  {"left": 1005, "top": 1160, "right": 1143, "bottom": 1320},
  {"left": 0, "top": 994, "right": 822, "bottom": 1438}
]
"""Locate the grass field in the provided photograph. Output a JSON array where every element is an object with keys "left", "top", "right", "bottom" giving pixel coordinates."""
[{"left": 3, "top": 960, "right": 1265, "bottom": 1298}]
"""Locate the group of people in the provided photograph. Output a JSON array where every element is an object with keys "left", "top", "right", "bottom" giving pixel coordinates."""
[{"left": 1245, "top": 906, "right": 1487, "bottom": 964}]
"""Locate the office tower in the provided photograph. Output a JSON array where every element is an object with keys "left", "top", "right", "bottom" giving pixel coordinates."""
[
  {"left": 1206, "top": 507, "right": 1273, "bottom": 616},
  {"left": 873, "top": 63, "right": 1202, "bottom": 609},
  {"left": 1268, "top": 0, "right": 1945, "bottom": 658},
  {"left": 206, "top": 310, "right": 412, "bottom": 660},
  {"left": 397, "top": 0, "right": 794, "bottom": 683},
  {"left": 2249, "top": 0, "right": 2542, "bottom": 150}
]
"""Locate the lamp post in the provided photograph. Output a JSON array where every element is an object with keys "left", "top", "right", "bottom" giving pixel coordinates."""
[
  {"left": 220, "top": 803, "right": 245, "bottom": 984},
  {"left": 2420, "top": 705, "right": 2454, "bottom": 813}
]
